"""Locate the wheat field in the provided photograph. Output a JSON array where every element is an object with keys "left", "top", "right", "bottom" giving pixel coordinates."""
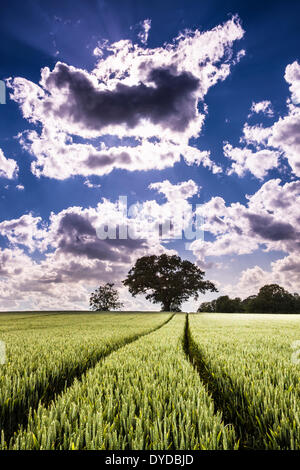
[{"left": 0, "top": 312, "right": 299, "bottom": 450}]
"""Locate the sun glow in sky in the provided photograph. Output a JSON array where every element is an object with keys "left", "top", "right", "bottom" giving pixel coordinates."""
[{"left": 0, "top": 0, "right": 299, "bottom": 311}]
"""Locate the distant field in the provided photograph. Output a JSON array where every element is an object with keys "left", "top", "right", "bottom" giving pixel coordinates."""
[{"left": 0, "top": 312, "right": 299, "bottom": 450}]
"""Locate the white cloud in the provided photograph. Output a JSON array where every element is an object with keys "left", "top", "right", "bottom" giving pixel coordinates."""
[
  {"left": 17, "top": 119, "right": 222, "bottom": 181},
  {"left": 0, "top": 213, "right": 45, "bottom": 252},
  {"left": 249, "top": 100, "right": 274, "bottom": 117},
  {"left": 284, "top": 60, "right": 300, "bottom": 105},
  {"left": 138, "top": 19, "right": 151, "bottom": 45},
  {"left": 223, "top": 142, "right": 279, "bottom": 179},
  {"left": 84, "top": 179, "right": 101, "bottom": 189},
  {"left": 190, "top": 178, "right": 300, "bottom": 269},
  {"left": 241, "top": 123, "right": 273, "bottom": 146},
  {"left": 0, "top": 148, "right": 18, "bottom": 179},
  {"left": 182, "top": 146, "right": 222, "bottom": 173},
  {"left": 235, "top": 61, "right": 300, "bottom": 178},
  {"left": 149, "top": 179, "right": 198, "bottom": 201},
  {"left": 268, "top": 108, "right": 300, "bottom": 176},
  {"left": 18, "top": 129, "right": 181, "bottom": 179}
]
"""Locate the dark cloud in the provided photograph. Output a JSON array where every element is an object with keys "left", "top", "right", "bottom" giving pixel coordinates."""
[
  {"left": 270, "top": 199, "right": 292, "bottom": 209},
  {"left": 233, "top": 225, "right": 243, "bottom": 235},
  {"left": 57, "top": 212, "right": 146, "bottom": 261},
  {"left": 38, "top": 274, "right": 64, "bottom": 284},
  {"left": 280, "top": 261, "right": 300, "bottom": 272},
  {"left": 85, "top": 151, "right": 131, "bottom": 169},
  {"left": 45, "top": 63, "right": 199, "bottom": 132},
  {"left": 55, "top": 260, "right": 128, "bottom": 283},
  {"left": 58, "top": 213, "right": 96, "bottom": 237},
  {"left": 246, "top": 213, "right": 297, "bottom": 241},
  {"left": 0, "top": 252, "right": 11, "bottom": 276}
]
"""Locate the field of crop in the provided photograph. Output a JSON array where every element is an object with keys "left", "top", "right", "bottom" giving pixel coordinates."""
[
  {"left": 0, "top": 312, "right": 171, "bottom": 445},
  {"left": 187, "top": 314, "right": 300, "bottom": 450},
  {"left": 0, "top": 311, "right": 299, "bottom": 450}
]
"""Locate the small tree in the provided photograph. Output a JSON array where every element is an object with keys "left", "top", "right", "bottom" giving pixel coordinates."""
[
  {"left": 123, "top": 254, "right": 217, "bottom": 311},
  {"left": 89, "top": 283, "right": 123, "bottom": 311}
]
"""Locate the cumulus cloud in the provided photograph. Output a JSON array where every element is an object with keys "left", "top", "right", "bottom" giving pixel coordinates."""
[
  {"left": 0, "top": 213, "right": 45, "bottom": 252},
  {"left": 233, "top": 61, "right": 300, "bottom": 178},
  {"left": 8, "top": 16, "right": 244, "bottom": 179},
  {"left": 249, "top": 100, "right": 274, "bottom": 117},
  {"left": 285, "top": 61, "right": 300, "bottom": 105},
  {"left": 268, "top": 108, "right": 300, "bottom": 176},
  {"left": 19, "top": 128, "right": 199, "bottom": 178},
  {"left": 17, "top": 115, "right": 221, "bottom": 180},
  {"left": 223, "top": 142, "right": 279, "bottom": 179},
  {"left": 190, "top": 178, "right": 300, "bottom": 268},
  {"left": 0, "top": 148, "right": 18, "bottom": 179},
  {"left": 0, "top": 246, "right": 93, "bottom": 310},
  {"left": 241, "top": 123, "right": 273, "bottom": 146},
  {"left": 149, "top": 179, "right": 198, "bottom": 201}
]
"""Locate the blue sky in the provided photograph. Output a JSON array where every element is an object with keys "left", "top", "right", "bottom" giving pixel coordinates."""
[{"left": 0, "top": 0, "right": 299, "bottom": 311}]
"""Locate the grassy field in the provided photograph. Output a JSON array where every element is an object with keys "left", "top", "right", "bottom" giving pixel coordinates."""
[{"left": 0, "top": 311, "right": 299, "bottom": 450}]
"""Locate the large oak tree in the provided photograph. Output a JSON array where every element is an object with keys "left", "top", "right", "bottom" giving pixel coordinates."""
[{"left": 123, "top": 254, "right": 217, "bottom": 311}]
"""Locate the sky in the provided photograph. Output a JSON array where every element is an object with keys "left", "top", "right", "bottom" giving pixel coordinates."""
[{"left": 0, "top": 0, "right": 299, "bottom": 311}]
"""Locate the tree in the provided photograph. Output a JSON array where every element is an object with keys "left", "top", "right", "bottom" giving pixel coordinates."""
[
  {"left": 123, "top": 254, "right": 217, "bottom": 311},
  {"left": 89, "top": 283, "right": 123, "bottom": 311},
  {"left": 251, "top": 284, "right": 295, "bottom": 313}
]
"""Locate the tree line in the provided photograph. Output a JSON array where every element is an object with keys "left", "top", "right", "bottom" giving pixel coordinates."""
[{"left": 197, "top": 284, "right": 300, "bottom": 313}]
